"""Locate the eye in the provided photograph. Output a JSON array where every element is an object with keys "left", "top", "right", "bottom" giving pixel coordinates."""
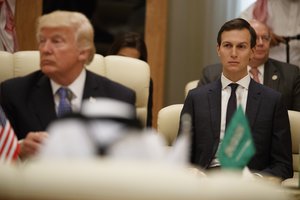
[
  {"left": 237, "top": 44, "right": 247, "bottom": 49},
  {"left": 39, "top": 38, "right": 46, "bottom": 44},
  {"left": 223, "top": 43, "right": 232, "bottom": 48},
  {"left": 52, "top": 38, "right": 64, "bottom": 44}
]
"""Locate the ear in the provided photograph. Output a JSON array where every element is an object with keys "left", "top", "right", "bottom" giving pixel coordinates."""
[
  {"left": 78, "top": 49, "right": 89, "bottom": 63},
  {"left": 216, "top": 45, "right": 221, "bottom": 57}
]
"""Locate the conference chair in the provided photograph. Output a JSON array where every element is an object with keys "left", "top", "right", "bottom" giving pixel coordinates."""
[
  {"left": 157, "top": 104, "right": 183, "bottom": 146},
  {"left": 184, "top": 80, "right": 199, "bottom": 97},
  {"left": 0, "top": 51, "right": 14, "bottom": 83},
  {"left": 282, "top": 110, "right": 300, "bottom": 187}
]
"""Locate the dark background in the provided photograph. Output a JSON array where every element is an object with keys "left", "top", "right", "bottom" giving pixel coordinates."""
[{"left": 43, "top": 0, "right": 146, "bottom": 55}]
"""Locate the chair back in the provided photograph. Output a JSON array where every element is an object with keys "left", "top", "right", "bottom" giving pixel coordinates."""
[
  {"left": 185, "top": 80, "right": 199, "bottom": 97},
  {"left": 288, "top": 110, "right": 300, "bottom": 173},
  {"left": 157, "top": 104, "right": 183, "bottom": 145},
  {"left": 0, "top": 51, "right": 13, "bottom": 83}
]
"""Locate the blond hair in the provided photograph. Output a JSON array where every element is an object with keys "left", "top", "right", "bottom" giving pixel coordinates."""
[{"left": 37, "top": 10, "right": 95, "bottom": 64}]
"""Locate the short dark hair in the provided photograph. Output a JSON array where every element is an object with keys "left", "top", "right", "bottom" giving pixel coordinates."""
[
  {"left": 217, "top": 18, "right": 257, "bottom": 48},
  {"left": 108, "top": 32, "right": 148, "bottom": 62}
]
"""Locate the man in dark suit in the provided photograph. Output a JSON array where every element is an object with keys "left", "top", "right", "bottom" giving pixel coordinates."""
[
  {"left": 199, "top": 20, "right": 300, "bottom": 111},
  {"left": 0, "top": 11, "right": 135, "bottom": 159},
  {"left": 181, "top": 18, "right": 293, "bottom": 180}
]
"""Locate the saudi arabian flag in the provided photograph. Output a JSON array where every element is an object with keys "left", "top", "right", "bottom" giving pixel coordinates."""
[{"left": 218, "top": 106, "right": 256, "bottom": 169}]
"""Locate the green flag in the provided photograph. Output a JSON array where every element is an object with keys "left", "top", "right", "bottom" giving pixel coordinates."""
[{"left": 218, "top": 105, "right": 256, "bottom": 169}]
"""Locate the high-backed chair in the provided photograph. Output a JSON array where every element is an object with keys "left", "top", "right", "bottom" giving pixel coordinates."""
[
  {"left": 13, "top": 51, "right": 40, "bottom": 77},
  {"left": 185, "top": 80, "right": 199, "bottom": 97},
  {"left": 0, "top": 51, "right": 150, "bottom": 127},
  {"left": 104, "top": 55, "right": 150, "bottom": 126},
  {"left": 157, "top": 104, "right": 183, "bottom": 146},
  {"left": 282, "top": 110, "right": 300, "bottom": 187},
  {"left": 0, "top": 51, "right": 13, "bottom": 83}
]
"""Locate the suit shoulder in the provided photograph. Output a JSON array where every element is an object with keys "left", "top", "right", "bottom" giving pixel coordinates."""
[
  {"left": 268, "top": 58, "right": 299, "bottom": 72},
  {"left": 87, "top": 70, "right": 135, "bottom": 95},
  {"left": 189, "top": 80, "right": 219, "bottom": 96},
  {"left": 1, "top": 70, "right": 44, "bottom": 89},
  {"left": 254, "top": 80, "right": 282, "bottom": 97}
]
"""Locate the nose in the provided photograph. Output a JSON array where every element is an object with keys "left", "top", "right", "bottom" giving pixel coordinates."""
[
  {"left": 39, "top": 40, "right": 52, "bottom": 54},
  {"left": 231, "top": 47, "right": 237, "bottom": 58},
  {"left": 256, "top": 37, "right": 264, "bottom": 45}
]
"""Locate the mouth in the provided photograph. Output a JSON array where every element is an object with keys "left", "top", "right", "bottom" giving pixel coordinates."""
[
  {"left": 41, "top": 59, "right": 55, "bottom": 66},
  {"left": 228, "top": 61, "right": 240, "bottom": 65}
]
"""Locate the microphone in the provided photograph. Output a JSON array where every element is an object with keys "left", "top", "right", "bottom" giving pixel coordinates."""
[{"left": 284, "top": 34, "right": 300, "bottom": 41}]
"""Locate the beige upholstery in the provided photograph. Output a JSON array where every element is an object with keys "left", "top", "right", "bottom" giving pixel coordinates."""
[
  {"left": 0, "top": 159, "right": 289, "bottom": 200},
  {"left": 282, "top": 110, "right": 300, "bottom": 187},
  {"left": 0, "top": 51, "right": 13, "bottom": 82},
  {"left": 0, "top": 51, "right": 150, "bottom": 126},
  {"left": 105, "top": 56, "right": 150, "bottom": 126},
  {"left": 185, "top": 80, "right": 199, "bottom": 97},
  {"left": 157, "top": 104, "right": 183, "bottom": 145}
]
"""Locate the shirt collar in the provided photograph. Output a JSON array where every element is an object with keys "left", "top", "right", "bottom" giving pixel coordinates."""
[
  {"left": 51, "top": 69, "right": 86, "bottom": 99},
  {"left": 221, "top": 73, "right": 251, "bottom": 90}
]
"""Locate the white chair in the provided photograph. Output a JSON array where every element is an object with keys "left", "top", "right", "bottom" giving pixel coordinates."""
[
  {"left": 105, "top": 55, "right": 150, "bottom": 127},
  {"left": 185, "top": 80, "right": 199, "bottom": 97},
  {"left": 13, "top": 51, "right": 40, "bottom": 77},
  {"left": 0, "top": 51, "right": 13, "bottom": 83},
  {"left": 157, "top": 104, "right": 183, "bottom": 146},
  {"left": 282, "top": 110, "right": 300, "bottom": 187}
]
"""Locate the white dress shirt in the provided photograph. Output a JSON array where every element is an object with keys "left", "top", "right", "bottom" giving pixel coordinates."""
[
  {"left": 209, "top": 73, "right": 251, "bottom": 167},
  {"left": 51, "top": 69, "right": 86, "bottom": 114}
]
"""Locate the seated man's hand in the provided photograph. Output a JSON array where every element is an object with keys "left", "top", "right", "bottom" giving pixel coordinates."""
[{"left": 19, "top": 132, "right": 48, "bottom": 160}]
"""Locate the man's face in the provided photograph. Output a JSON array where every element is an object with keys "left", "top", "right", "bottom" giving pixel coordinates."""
[
  {"left": 217, "top": 29, "right": 254, "bottom": 81},
  {"left": 38, "top": 27, "right": 86, "bottom": 84},
  {"left": 250, "top": 21, "right": 271, "bottom": 63}
]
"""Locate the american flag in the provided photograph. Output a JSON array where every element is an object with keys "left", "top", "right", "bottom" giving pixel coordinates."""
[{"left": 0, "top": 106, "right": 19, "bottom": 163}]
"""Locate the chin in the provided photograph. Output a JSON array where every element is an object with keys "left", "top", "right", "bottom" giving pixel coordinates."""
[{"left": 41, "top": 66, "right": 56, "bottom": 75}]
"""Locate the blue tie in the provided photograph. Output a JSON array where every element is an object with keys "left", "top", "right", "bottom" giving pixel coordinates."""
[
  {"left": 226, "top": 83, "right": 239, "bottom": 129},
  {"left": 57, "top": 87, "right": 72, "bottom": 117}
]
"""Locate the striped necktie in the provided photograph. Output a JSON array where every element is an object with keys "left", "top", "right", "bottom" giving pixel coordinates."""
[
  {"left": 249, "top": 68, "right": 260, "bottom": 83},
  {"left": 57, "top": 87, "right": 72, "bottom": 117}
]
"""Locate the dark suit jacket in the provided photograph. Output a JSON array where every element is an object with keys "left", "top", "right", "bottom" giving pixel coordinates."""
[
  {"left": 181, "top": 79, "right": 293, "bottom": 179},
  {"left": 0, "top": 70, "right": 136, "bottom": 140},
  {"left": 199, "top": 58, "right": 300, "bottom": 111}
]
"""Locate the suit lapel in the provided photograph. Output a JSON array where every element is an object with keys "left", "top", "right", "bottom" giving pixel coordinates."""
[
  {"left": 264, "top": 59, "right": 280, "bottom": 90},
  {"left": 246, "top": 79, "right": 262, "bottom": 127},
  {"left": 29, "top": 75, "right": 57, "bottom": 129},
  {"left": 82, "top": 71, "right": 105, "bottom": 100},
  {"left": 208, "top": 80, "right": 222, "bottom": 136}
]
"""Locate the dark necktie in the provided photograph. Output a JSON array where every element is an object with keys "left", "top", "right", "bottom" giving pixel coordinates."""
[
  {"left": 226, "top": 83, "right": 239, "bottom": 129},
  {"left": 57, "top": 87, "right": 72, "bottom": 117}
]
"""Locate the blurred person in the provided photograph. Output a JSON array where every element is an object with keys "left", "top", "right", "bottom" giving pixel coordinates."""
[
  {"left": 108, "top": 32, "right": 153, "bottom": 127},
  {"left": 199, "top": 20, "right": 300, "bottom": 111},
  {"left": 180, "top": 18, "right": 292, "bottom": 180},
  {"left": 0, "top": 11, "right": 135, "bottom": 159},
  {"left": 240, "top": 0, "right": 300, "bottom": 67}
]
